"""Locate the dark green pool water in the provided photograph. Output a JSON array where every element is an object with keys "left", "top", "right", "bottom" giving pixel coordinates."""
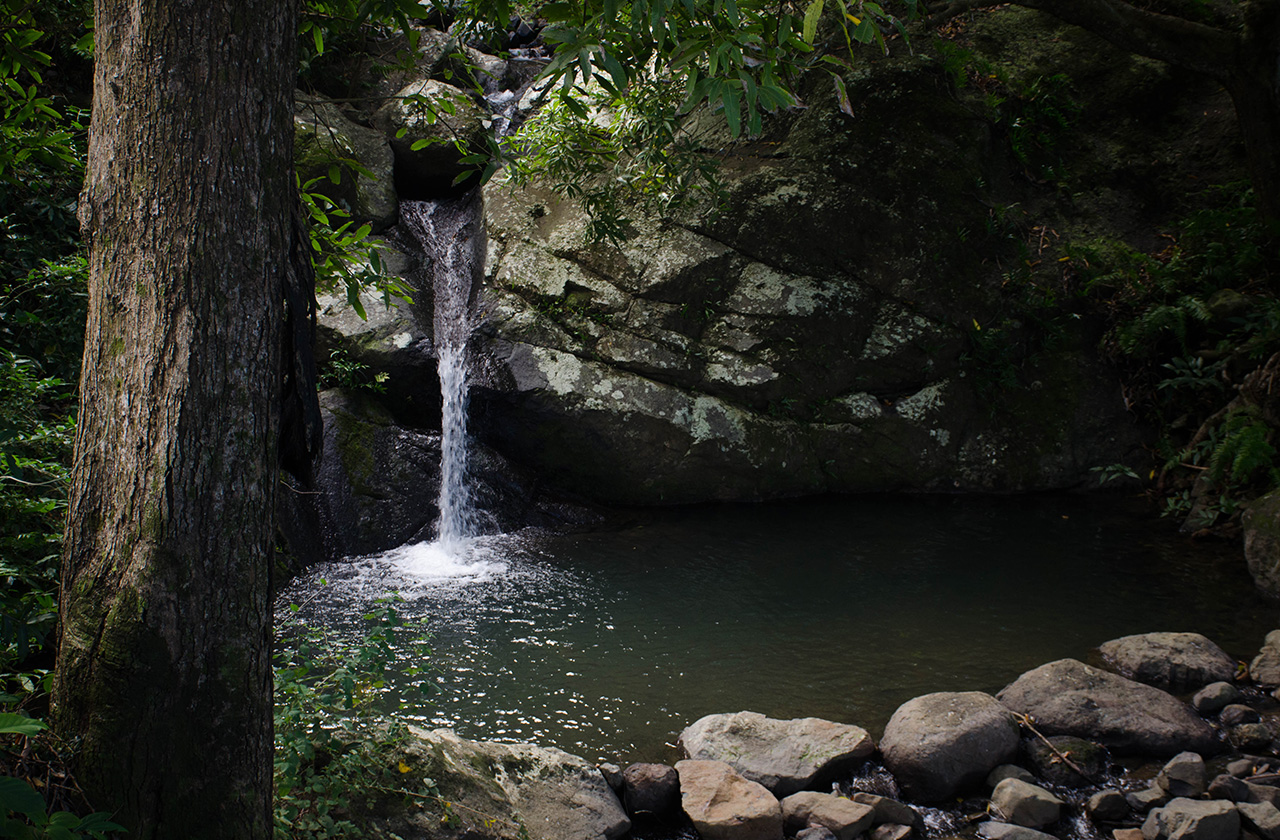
[{"left": 277, "top": 494, "right": 1280, "bottom": 766}]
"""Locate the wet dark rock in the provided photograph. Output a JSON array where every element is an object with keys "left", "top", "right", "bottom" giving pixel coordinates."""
[
  {"left": 1158, "top": 752, "right": 1209, "bottom": 798},
  {"left": 989, "top": 765, "right": 1038, "bottom": 787},
  {"left": 1197, "top": 684, "right": 1245, "bottom": 715},
  {"left": 849, "top": 792, "right": 924, "bottom": 831},
  {"left": 1209, "top": 774, "right": 1252, "bottom": 802},
  {"left": 1238, "top": 801, "right": 1280, "bottom": 840},
  {"left": 990, "top": 778, "right": 1064, "bottom": 828},
  {"left": 1223, "top": 706, "right": 1263, "bottom": 726},
  {"left": 676, "top": 759, "right": 784, "bottom": 840},
  {"left": 1099, "top": 633, "right": 1237, "bottom": 693},
  {"left": 1089, "top": 789, "right": 1132, "bottom": 822},
  {"left": 622, "top": 763, "right": 680, "bottom": 820},
  {"left": 1128, "top": 785, "right": 1172, "bottom": 813},
  {"left": 678, "top": 711, "right": 874, "bottom": 797},
  {"left": 1231, "top": 723, "right": 1274, "bottom": 753},
  {"left": 880, "top": 692, "right": 1020, "bottom": 803},
  {"left": 1142, "top": 798, "right": 1239, "bottom": 840},
  {"left": 1023, "top": 735, "right": 1109, "bottom": 786},
  {"left": 997, "top": 659, "right": 1221, "bottom": 757},
  {"left": 780, "top": 792, "right": 875, "bottom": 840},
  {"left": 1252, "top": 632, "right": 1280, "bottom": 687},
  {"left": 978, "top": 820, "right": 1059, "bottom": 840}
]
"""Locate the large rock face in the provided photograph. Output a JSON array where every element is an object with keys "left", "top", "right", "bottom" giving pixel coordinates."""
[
  {"left": 879, "top": 691, "right": 1020, "bottom": 803},
  {"left": 678, "top": 711, "right": 876, "bottom": 797},
  {"left": 471, "top": 44, "right": 1148, "bottom": 505},
  {"left": 996, "top": 659, "right": 1220, "bottom": 756}
]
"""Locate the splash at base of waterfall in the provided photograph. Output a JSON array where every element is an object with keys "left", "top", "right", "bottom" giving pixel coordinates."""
[{"left": 386, "top": 538, "right": 506, "bottom": 582}]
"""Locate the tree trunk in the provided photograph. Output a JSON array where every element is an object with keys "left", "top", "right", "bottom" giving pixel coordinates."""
[{"left": 52, "top": 0, "right": 301, "bottom": 835}]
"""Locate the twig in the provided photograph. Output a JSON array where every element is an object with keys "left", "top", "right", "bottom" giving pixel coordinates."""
[{"left": 1012, "top": 712, "right": 1094, "bottom": 782}]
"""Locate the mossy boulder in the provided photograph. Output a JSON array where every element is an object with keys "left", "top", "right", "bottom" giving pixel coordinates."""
[{"left": 295, "top": 92, "right": 397, "bottom": 229}]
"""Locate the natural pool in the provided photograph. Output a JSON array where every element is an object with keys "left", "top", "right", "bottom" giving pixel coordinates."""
[{"left": 276, "top": 493, "right": 1280, "bottom": 766}]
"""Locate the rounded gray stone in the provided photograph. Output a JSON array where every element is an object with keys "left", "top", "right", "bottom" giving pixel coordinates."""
[
  {"left": 679, "top": 711, "right": 874, "bottom": 797},
  {"left": 996, "top": 659, "right": 1220, "bottom": 756},
  {"left": 880, "top": 691, "right": 1020, "bottom": 803},
  {"left": 1099, "top": 633, "right": 1237, "bottom": 692}
]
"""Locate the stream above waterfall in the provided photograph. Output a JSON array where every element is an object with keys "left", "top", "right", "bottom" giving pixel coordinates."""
[{"left": 276, "top": 493, "right": 1280, "bottom": 767}]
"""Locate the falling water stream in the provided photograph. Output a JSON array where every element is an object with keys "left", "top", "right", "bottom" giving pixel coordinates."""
[{"left": 402, "top": 193, "right": 484, "bottom": 557}]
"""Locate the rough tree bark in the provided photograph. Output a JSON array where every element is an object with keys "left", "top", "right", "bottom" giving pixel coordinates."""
[
  {"left": 932, "top": 0, "right": 1280, "bottom": 223},
  {"left": 51, "top": 0, "right": 309, "bottom": 835}
]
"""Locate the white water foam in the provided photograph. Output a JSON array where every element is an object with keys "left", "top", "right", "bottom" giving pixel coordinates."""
[{"left": 386, "top": 538, "right": 506, "bottom": 583}]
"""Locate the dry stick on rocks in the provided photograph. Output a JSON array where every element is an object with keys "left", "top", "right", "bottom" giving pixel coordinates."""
[{"left": 1012, "top": 712, "right": 1095, "bottom": 783}]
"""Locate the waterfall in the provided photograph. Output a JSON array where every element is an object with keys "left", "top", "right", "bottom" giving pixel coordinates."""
[{"left": 400, "top": 192, "right": 485, "bottom": 557}]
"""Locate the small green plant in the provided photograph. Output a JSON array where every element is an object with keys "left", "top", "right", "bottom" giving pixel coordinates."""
[
  {"left": 274, "top": 597, "right": 445, "bottom": 838},
  {"left": 1, "top": 715, "right": 124, "bottom": 839},
  {"left": 318, "top": 348, "right": 389, "bottom": 393}
]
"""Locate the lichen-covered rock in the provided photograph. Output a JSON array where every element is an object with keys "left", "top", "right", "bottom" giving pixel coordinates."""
[
  {"left": 1099, "top": 633, "right": 1237, "bottom": 692},
  {"left": 996, "top": 659, "right": 1220, "bottom": 757},
  {"left": 379, "top": 726, "right": 630, "bottom": 840},
  {"left": 879, "top": 692, "right": 1020, "bottom": 802},
  {"left": 1142, "top": 799, "right": 1239, "bottom": 840},
  {"left": 472, "top": 48, "right": 1143, "bottom": 505},
  {"left": 1244, "top": 491, "right": 1280, "bottom": 599},
  {"left": 1251, "top": 630, "right": 1280, "bottom": 686},
  {"left": 678, "top": 711, "right": 874, "bottom": 797},
  {"left": 780, "top": 792, "right": 875, "bottom": 840},
  {"left": 676, "top": 759, "right": 784, "bottom": 840},
  {"left": 991, "top": 778, "right": 1064, "bottom": 828}
]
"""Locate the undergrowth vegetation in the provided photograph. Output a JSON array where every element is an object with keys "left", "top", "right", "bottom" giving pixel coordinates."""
[{"left": 1068, "top": 183, "right": 1280, "bottom": 532}]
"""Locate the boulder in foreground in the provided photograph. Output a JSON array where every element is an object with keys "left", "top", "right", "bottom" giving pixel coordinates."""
[
  {"left": 996, "top": 659, "right": 1220, "bottom": 756},
  {"left": 679, "top": 711, "right": 875, "bottom": 796},
  {"left": 879, "top": 691, "right": 1019, "bottom": 802}
]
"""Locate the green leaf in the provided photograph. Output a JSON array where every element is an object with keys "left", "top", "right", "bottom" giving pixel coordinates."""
[
  {"left": 722, "top": 84, "right": 741, "bottom": 137},
  {"left": 0, "top": 776, "right": 47, "bottom": 819},
  {"left": 312, "top": 25, "right": 324, "bottom": 55},
  {"left": 802, "top": 0, "right": 823, "bottom": 45},
  {"left": 852, "top": 17, "right": 876, "bottom": 44},
  {"left": 0, "top": 713, "right": 47, "bottom": 736}
]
